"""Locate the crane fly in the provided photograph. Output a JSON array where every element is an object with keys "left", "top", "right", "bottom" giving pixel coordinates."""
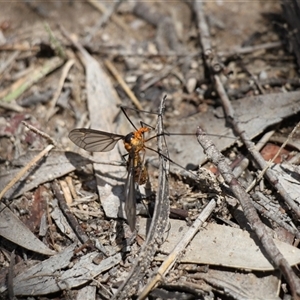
[
  {"left": 69, "top": 126, "right": 151, "bottom": 232},
  {"left": 68, "top": 105, "right": 256, "bottom": 231}
]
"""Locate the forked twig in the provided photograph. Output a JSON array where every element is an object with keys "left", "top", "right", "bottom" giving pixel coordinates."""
[
  {"left": 214, "top": 74, "right": 300, "bottom": 217},
  {"left": 195, "top": 0, "right": 300, "bottom": 216}
]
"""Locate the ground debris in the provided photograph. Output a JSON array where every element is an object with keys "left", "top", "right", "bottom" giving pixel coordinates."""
[{"left": 0, "top": 1, "right": 300, "bottom": 299}]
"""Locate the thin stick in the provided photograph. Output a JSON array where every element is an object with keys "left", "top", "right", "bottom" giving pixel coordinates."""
[
  {"left": 46, "top": 59, "right": 75, "bottom": 121},
  {"left": 85, "top": 0, "right": 123, "bottom": 43},
  {"left": 0, "top": 51, "right": 19, "bottom": 77},
  {"left": 194, "top": 2, "right": 300, "bottom": 297},
  {"left": 197, "top": 127, "right": 300, "bottom": 298},
  {"left": 86, "top": 0, "right": 138, "bottom": 39},
  {"left": 0, "top": 144, "right": 54, "bottom": 201},
  {"left": 0, "top": 44, "right": 40, "bottom": 51},
  {"left": 104, "top": 59, "right": 143, "bottom": 111},
  {"left": 247, "top": 122, "right": 300, "bottom": 192},
  {"left": 218, "top": 41, "right": 282, "bottom": 58},
  {"left": 0, "top": 57, "right": 63, "bottom": 102},
  {"left": 7, "top": 250, "right": 15, "bottom": 300},
  {"left": 138, "top": 199, "right": 216, "bottom": 300},
  {"left": 22, "top": 121, "right": 57, "bottom": 146},
  {"left": 0, "top": 101, "right": 23, "bottom": 112},
  {"left": 52, "top": 181, "right": 91, "bottom": 245}
]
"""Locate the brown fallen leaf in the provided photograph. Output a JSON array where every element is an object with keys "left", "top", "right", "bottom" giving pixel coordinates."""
[{"left": 0, "top": 203, "right": 56, "bottom": 256}]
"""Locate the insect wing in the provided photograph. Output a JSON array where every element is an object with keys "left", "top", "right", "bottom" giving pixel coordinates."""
[
  {"left": 124, "top": 155, "right": 136, "bottom": 232},
  {"left": 69, "top": 128, "right": 124, "bottom": 152}
]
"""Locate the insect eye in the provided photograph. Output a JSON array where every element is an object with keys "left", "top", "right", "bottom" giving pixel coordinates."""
[{"left": 124, "top": 132, "right": 134, "bottom": 144}]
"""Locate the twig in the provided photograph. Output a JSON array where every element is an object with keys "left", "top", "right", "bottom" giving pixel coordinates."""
[
  {"left": 85, "top": 0, "right": 124, "bottom": 44},
  {"left": 59, "top": 180, "right": 73, "bottom": 206},
  {"left": 104, "top": 59, "right": 143, "bottom": 111},
  {"left": 139, "top": 65, "right": 175, "bottom": 92},
  {"left": 255, "top": 130, "right": 276, "bottom": 152},
  {"left": 46, "top": 197, "right": 55, "bottom": 248},
  {"left": 46, "top": 59, "right": 75, "bottom": 121},
  {"left": 195, "top": 0, "right": 299, "bottom": 214},
  {"left": 0, "top": 101, "right": 24, "bottom": 112},
  {"left": 86, "top": 48, "right": 200, "bottom": 58},
  {"left": 138, "top": 199, "right": 216, "bottom": 299},
  {"left": 214, "top": 75, "right": 300, "bottom": 218},
  {"left": 252, "top": 192, "right": 300, "bottom": 239},
  {"left": 196, "top": 127, "right": 300, "bottom": 298},
  {"left": 65, "top": 176, "right": 78, "bottom": 200},
  {"left": 0, "top": 144, "right": 54, "bottom": 201},
  {"left": 0, "top": 56, "right": 64, "bottom": 102},
  {"left": 22, "top": 121, "right": 57, "bottom": 146},
  {"left": 194, "top": 2, "right": 300, "bottom": 297},
  {"left": 0, "top": 44, "right": 40, "bottom": 51},
  {"left": 247, "top": 121, "right": 300, "bottom": 192},
  {"left": 0, "top": 51, "right": 19, "bottom": 77},
  {"left": 240, "top": 64, "right": 265, "bottom": 95},
  {"left": 86, "top": 0, "right": 138, "bottom": 39},
  {"left": 218, "top": 41, "right": 282, "bottom": 58},
  {"left": 232, "top": 130, "right": 275, "bottom": 179}
]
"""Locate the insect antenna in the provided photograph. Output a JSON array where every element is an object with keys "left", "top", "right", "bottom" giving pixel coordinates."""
[
  {"left": 140, "top": 120, "right": 155, "bottom": 130},
  {"left": 120, "top": 106, "right": 139, "bottom": 131},
  {"left": 119, "top": 104, "right": 163, "bottom": 131},
  {"left": 119, "top": 104, "right": 162, "bottom": 116}
]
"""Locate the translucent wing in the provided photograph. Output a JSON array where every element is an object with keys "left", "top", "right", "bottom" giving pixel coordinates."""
[
  {"left": 69, "top": 128, "right": 124, "bottom": 152},
  {"left": 124, "top": 155, "right": 136, "bottom": 232}
]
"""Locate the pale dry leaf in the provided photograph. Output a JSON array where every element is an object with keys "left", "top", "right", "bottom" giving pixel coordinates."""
[
  {"left": 167, "top": 90, "right": 300, "bottom": 167},
  {"left": 139, "top": 219, "right": 300, "bottom": 271}
]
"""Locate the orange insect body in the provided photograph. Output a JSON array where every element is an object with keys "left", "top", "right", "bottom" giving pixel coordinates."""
[
  {"left": 131, "top": 152, "right": 148, "bottom": 185},
  {"left": 123, "top": 127, "right": 150, "bottom": 153},
  {"left": 124, "top": 127, "right": 150, "bottom": 186},
  {"left": 69, "top": 125, "right": 151, "bottom": 232}
]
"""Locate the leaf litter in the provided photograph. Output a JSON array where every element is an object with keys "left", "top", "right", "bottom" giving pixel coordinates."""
[{"left": 0, "top": 1, "right": 300, "bottom": 299}]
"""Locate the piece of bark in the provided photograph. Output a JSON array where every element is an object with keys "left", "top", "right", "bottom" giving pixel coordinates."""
[{"left": 281, "top": 0, "right": 300, "bottom": 69}]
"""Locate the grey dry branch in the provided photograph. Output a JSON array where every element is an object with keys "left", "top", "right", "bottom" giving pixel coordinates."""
[
  {"left": 214, "top": 75, "right": 300, "bottom": 218},
  {"left": 194, "top": 1, "right": 300, "bottom": 297},
  {"left": 196, "top": 127, "right": 300, "bottom": 298}
]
